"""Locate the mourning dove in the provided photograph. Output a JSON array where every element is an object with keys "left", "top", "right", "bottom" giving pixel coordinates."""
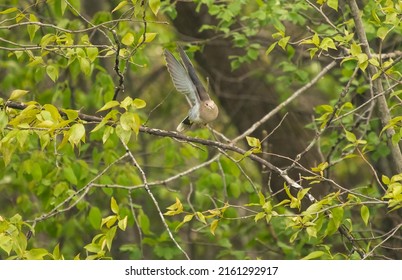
[{"left": 164, "top": 46, "right": 219, "bottom": 132}]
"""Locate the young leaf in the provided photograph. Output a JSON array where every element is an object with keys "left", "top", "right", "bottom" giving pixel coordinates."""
[
  {"left": 265, "top": 42, "right": 277, "bottom": 56},
  {"left": 122, "top": 32, "right": 135, "bottom": 46},
  {"left": 142, "top": 33, "right": 157, "bottom": 43},
  {"left": 132, "top": 98, "right": 146, "bottom": 109},
  {"left": 0, "top": 7, "right": 18, "bottom": 14},
  {"left": 111, "top": 197, "right": 119, "bottom": 214},
  {"left": 149, "top": 0, "right": 160, "bottom": 15},
  {"left": 88, "top": 207, "right": 102, "bottom": 229},
  {"left": 97, "top": 100, "right": 120, "bottom": 112},
  {"left": 360, "top": 205, "right": 369, "bottom": 226},
  {"left": 196, "top": 212, "right": 207, "bottom": 224},
  {"left": 327, "top": 0, "right": 338, "bottom": 11},
  {"left": 46, "top": 65, "right": 59, "bottom": 82},
  {"left": 68, "top": 123, "right": 85, "bottom": 146},
  {"left": 302, "top": 251, "right": 325, "bottom": 260},
  {"left": 9, "top": 89, "right": 29, "bottom": 101},
  {"left": 118, "top": 216, "right": 128, "bottom": 231},
  {"left": 112, "top": 1, "right": 128, "bottom": 13},
  {"left": 210, "top": 219, "right": 219, "bottom": 235},
  {"left": 254, "top": 212, "right": 266, "bottom": 222},
  {"left": 27, "top": 14, "right": 39, "bottom": 42}
]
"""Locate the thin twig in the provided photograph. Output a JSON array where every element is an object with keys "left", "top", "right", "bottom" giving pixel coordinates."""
[{"left": 121, "top": 140, "right": 190, "bottom": 259}]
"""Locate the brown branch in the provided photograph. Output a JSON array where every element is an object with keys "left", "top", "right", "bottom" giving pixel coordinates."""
[
  {"left": 4, "top": 100, "right": 304, "bottom": 195},
  {"left": 112, "top": 30, "right": 124, "bottom": 101},
  {"left": 348, "top": 0, "right": 402, "bottom": 174}
]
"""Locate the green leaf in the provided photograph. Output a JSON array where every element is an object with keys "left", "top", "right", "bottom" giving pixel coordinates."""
[
  {"left": 84, "top": 243, "right": 101, "bottom": 253},
  {"left": 101, "top": 215, "right": 117, "bottom": 228},
  {"left": 196, "top": 212, "right": 207, "bottom": 224},
  {"left": 278, "top": 36, "right": 290, "bottom": 50},
  {"left": 142, "top": 33, "right": 157, "bottom": 44},
  {"left": 116, "top": 124, "right": 132, "bottom": 145},
  {"left": 105, "top": 225, "right": 117, "bottom": 251},
  {"left": 246, "top": 136, "right": 261, "bottom": 148},
  {"left": 27, "top": 14, "right": 39, "bottom": 42},
  {"left": 63, "top": 166, "right": 78, "bottom": 185},
  {"left": 258, "top": 191, "right": 265, "bottom": 205},
  {"left": 312, "top": 32, "right": 320, "bottom": 46},
  {"left": 52, "top": 244, "right": 61, "bottom": 260},
  {"left": 327, "top": 0, "right": 338, "bottom": 11},
  {"left": 306, "top": 225, "right": 317, "bottom": 238},
  {"left": 120, "top": 96, "right": 133, "bottom": 110},
  {"left": 122, "top": 32, "right": 135, "bottom": 46},
  {"left": 118, "top": 216, "right": 128, "bottom": 231},
  {"left": 175, "top": 214, "right": 194, "bottom": 232},
  {"left": 382, "top": 175, "right": 390, "bottom": 185},
  {"left": 68, "top": 123, "right": 85, "bottom": 146},
  {"left": 86, "top": 47, "right": 99, "bottom": 62},
  {"left": 121, "top": 111, "right": 140, "bottom": 135},
  {"left": 25, "top": 248, "right": 49, "bottom": 260},
  {"left": 97, "top": 100, "right": 120, "bottom": 112},
  {"left": 254, "top": 212, "right": 266, "bottom": 222},
  {"left": 265, "top": 42, "right": 277, "bottom": 56},
  {"left": 46, "top": 65, "right": 59, "bottom": 82},
  {"left": 149, "top": 0, "right": 160, "bottom": 15},
  {"left": 78, "top": 57, "right": 91, "bottom": 76},
  {"left": 357, "top": 53, "right": 368, "bottom": 71},
  {"left": 110, "top": 197, "right": 119, "bottom": 214},
  {"left": 360, "top": 205, "right": 369, "bottom": 226},
  {"left": 0, "top": 7, "right": 18, "bottom": 14},
  {"left": 377, "top": 27, "right": 389, "bottom": 40},
  {"left": 320, "top": 38, "right": 337, "bottom": 51},
  {"left": 92, "top": 110, "right": 117, "bottom": 133},
  {"left": 0, "top": 235, "right": 13, "bottom": 255},
  {"left": 369, "top": 58, "right": 380, "bottom": 67},
  {"left": 102, "top": 126, "right": 114, "bottom": 143},
  {"left": 0, "top": 111, "right": 8, "bottom": 132},
  {"left": 371, "top": 71, "right": 381, "bottom": 81},
  {"left": 62, "top": 109, "right": 79, "bottom": 120},
  {"left": 9, "top": 89, "right": 29, "bottom": 101},
  {"left": 43, "top": 104, "right": 61, "bottom": 122},
  {"left": 112, "top": 1, "right": 128, "bottom": 13},
  {"left": 55, "top": 0, "right": 67, "bottom": 16},
  {"left": 325, "top": 207, "right": 343, "bottom": 236},
  {"left": 302, "top": 251, "right": 325, "bottom": 260},
  {"left": 210, "top": 219, "right": 219, "bottom": 235},
  {"left": 88, "top": 207, "right": 102, "bottom": 229},
  {"left": 345, "top": 130, "right": 357, "bottom": 143},
  {"left": 350, "top": 42, "right": 361, "bottom": 56},
  {"left": 132, "top": 98, "right": 146, "bottom": 109},
  {"left": 138, "top": 210, "right": 151, "bottom": 234}
]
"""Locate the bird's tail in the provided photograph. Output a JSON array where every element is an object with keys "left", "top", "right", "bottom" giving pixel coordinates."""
[{"left": 177, "top": 116, "right": 192, "bottom": 132}]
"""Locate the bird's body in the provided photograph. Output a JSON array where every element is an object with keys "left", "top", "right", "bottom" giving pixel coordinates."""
[{"left": 164, "top": 46, "right": 218, "bottom": 132}]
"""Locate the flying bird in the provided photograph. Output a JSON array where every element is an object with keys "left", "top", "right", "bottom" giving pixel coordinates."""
[{"left": 164, "top": 46, "right": 219, "bottom": 132}]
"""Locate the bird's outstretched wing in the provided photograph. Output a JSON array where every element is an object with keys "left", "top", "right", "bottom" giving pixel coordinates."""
[
  {"left": 177, "top": 46, "right": 210, "bottom": 102},
  {"left": 164, "top": 49, "right": 198, "bottom": 106}
]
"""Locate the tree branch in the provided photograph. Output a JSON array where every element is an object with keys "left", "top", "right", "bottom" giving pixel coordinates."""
[{"left": 348, "top": 0, "right": 402, "bottom": 173}]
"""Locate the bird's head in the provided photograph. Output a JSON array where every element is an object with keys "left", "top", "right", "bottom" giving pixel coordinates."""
[
  {"left": 201, "top": 100, "right": 219, "bottom": 122},
  {"left": 205, "top": 100, "right": 217, "bottom": 110}
]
